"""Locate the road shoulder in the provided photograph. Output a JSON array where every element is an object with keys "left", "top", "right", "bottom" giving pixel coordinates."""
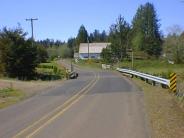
[{"left": 133, "top": 78, "right": 184, "bottom": 138}]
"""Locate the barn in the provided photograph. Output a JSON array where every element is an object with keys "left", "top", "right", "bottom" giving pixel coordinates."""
[{"left": 78, "top": 43, "right": 110, "bottom": 59}]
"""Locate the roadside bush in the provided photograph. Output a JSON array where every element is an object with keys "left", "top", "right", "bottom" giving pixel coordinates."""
[
  {"left": 36, "top": 45, "right": 48, "bottom": 63},
  {"left": 0, "top": 27, "right": 38, "bottom": 80},
  {"left": 0, "top": 27, "right": 50, "bottom": 80},
  {"left": 38, "top": 63, "right": 54, "bottom": 69},
  {"left": 164, "top": 33, "right": 184, "bottom": 64},
  {"left": 101, "top": 48, "right": 114, "bottom": 64},
  {"left": 36, "top": 62, "right": 66, "bottom": 80}
]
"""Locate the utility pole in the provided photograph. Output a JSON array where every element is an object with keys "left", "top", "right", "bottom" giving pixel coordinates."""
[
  {"left": 26, "top": 18, "right": 38, "bottom": 45},
  {"left": 127, "top": 48, "right": 134, "bottom": 69},
  {"left": 87, "top": 37, "right": 90, "bottom": 60},
  {"left": 131, "top": 50, "right": 134, "bottom": 69},
  {"left": 71, "top": 59, "right": 73, "bottom": 72}
]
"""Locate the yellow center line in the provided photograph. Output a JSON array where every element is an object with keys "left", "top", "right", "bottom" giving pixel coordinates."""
[
  {"left": 28, "top": 73, "right": 100, "bottom": 138},
  {"left": 13, "top": 71, "right": 98, "bottom": 138}
]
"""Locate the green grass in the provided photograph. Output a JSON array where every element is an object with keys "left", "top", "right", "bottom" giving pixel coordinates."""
[
  {"left": 36, "top": 68, "right": 54, "bottom": 74},
  {"left": 39, "top": 62, "right": 54, "bottom": 66},
  {"left": 119, "top": 59, "right": 184, "bottom": 81},
  {"left": 75, "top": 59, "right": 102, "bottom": 69},
  {"left": 0, "top": 88, "right": 25, "bottom": 109}
]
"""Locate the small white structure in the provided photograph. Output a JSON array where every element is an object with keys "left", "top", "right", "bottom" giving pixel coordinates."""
[
  {"left": 79, "top": 43, "right": 110, "bottom": 59},
  {"left": 102, "top": 64, "right": 111, "bottom": 70}
]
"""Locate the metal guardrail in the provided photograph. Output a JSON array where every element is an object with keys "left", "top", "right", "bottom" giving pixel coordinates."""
[
  {"left": 117, "top": 68, "right": 184, "bottom": 103},
  {"left": 117, "top": 68, "right": 170, "bottom": 86}
]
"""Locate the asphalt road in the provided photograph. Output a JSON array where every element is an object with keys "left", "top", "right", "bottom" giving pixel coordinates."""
[{"left": 0, "top": 62, "right": 150, "bottom": 138}]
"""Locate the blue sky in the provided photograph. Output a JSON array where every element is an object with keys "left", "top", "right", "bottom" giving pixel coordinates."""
[{"left": 1, "top": 0, "right": 184, "bottom": 41}]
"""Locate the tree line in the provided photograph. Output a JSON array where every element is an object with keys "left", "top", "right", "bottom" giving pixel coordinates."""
[
  {"left": 71, "top": 2, "right": 184, "bottom": 64},
  {"left": 37, "top": 39, "right": 65, "bottom": 47},
  {"left": 102, "top": 2, "right": 163, "bottom": 63},
  {"left": 67, "top": 27, "right": 108, "bottom": 53},
  {"left": 71, "top": 2, "right": 163, "bottom": 63}
]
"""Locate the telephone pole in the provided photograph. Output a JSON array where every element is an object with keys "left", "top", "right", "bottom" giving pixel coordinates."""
[
  {"left": 87, "top": 37, "right": 90, "bottom": 60},
  {"left": 26, "top": 18, "right": 38, "bottom": 45}
]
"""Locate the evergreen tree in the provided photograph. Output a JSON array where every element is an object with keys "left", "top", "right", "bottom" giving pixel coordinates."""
[
  {"left": 0, "top": 41, "right": 6, "bottom": 74},
  {"left": 109, "top": 15, "right": 130, "bottom": 60},
  {"left": 101, "top": 47, "right": 113, "bottom": 64},
  {"left": 89, "top": 33, "right": 94, "bottom": 42},
  {"left": 0, "top": 27, "right": 38, "bottom": 79},
  {"left": 93, "top": 29, "right": 101, "bottom": 42},
  {"left": 132, "top": 2, "right": 162, "bottom": 57},
  {"left": 89, "top": 30, "right": 108, "bottom": 43},
  {"left": 67, "top": 37, "right": 76, "bottom": 49},
  {"left": 76, "top": 25, "right": 88, "bottom": 51},
  {"left": 100, "top": 30, "right": 107, "bottom": 42},
  {"left": 36, "top": 45, "right": 48, "bottom": 63},
  {"left": 67, "top": 37, "right": 76, "bottom": 57}
]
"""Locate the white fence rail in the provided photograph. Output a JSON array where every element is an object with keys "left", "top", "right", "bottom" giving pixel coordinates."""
[{"left": 117, "top": 68, "right": 170, "bottom": 86}]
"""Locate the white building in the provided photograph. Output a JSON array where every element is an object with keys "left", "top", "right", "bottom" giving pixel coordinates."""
[{"left": 78, "top": 43, "right": 110, "bottom": 59}]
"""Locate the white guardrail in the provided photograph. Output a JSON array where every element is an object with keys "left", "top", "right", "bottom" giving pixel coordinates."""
[{"left": 117, "top": 68, "right": 170, "bottom": 86}]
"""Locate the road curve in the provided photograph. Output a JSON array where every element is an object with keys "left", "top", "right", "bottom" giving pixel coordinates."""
[{"left": 0, "top": 62, "right": 150, "bottom": 138}]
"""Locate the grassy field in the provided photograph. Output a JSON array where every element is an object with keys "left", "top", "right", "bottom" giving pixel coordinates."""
[
  {"left": 0, "top": 88, "right": 25, "bottom": 109},
  {"left": 133, "top": 78, "right": 184, "bottom": 138},
  {"left": 75, "top": 59, "right": 184, "bottom": 81},
  {"left": 75, "top": 59, "right": 102, "bottom": 69},
  {"left": 76, "top": 59, "right": 184, "bottom": 79},
  {"left": 119, "top": 59, "right": 184, "bottom": 78}
]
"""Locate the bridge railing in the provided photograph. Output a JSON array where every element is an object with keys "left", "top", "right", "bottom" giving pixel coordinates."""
[{"left": 116, "top": 68, "right": 170, "bottom": 87}]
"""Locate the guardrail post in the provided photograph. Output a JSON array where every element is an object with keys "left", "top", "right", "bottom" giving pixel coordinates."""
[
  {"left": 152, "top": 81, "right": 156, "bottom": 86},
  {"left": 170, "top": 73, "right": 177, "bottom": 93},
  {"left": 146, "top": 79, "right": 149, "bottom": 83},
  {"left": 140, "top": 77, "right": 144, "bottom": 81},
  {"left": 161, "top": 84, "right": 168, "bottom": 89}
]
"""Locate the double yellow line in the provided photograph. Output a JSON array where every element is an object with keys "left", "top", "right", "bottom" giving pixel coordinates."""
[{"left": 13, "top": 72, "right": 99, "bottom": 138}]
